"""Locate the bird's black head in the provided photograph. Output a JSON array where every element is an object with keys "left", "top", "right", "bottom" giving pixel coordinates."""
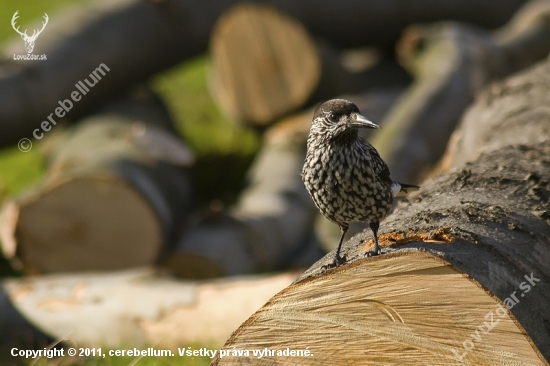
[{"left": 310, "top": 99, "right": 380, "bottom": 142}]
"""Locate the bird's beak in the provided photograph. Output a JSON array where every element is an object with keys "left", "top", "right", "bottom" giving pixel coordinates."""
[{"left": 350, "top": 113, "right": 381, "bottom": 129}]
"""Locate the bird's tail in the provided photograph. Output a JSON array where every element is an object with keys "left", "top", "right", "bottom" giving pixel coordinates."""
[{"left": 391, "top": 182, "right": 420, "bottom": 197}]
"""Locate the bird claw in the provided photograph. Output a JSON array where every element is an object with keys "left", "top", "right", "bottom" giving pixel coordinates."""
[
  {"left": 321, "top": 254, "right": 347, "bottom": 271},
  {"left": 365, "top": 249, "right": 381, "bottom": 257},
  {"left": 335, "top": 254, "right": 347, "bottom": 265}
]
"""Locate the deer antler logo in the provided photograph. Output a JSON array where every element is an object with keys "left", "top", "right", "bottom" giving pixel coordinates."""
[{"left": 11, "top": 11, "right": 49, "bottom": 54}]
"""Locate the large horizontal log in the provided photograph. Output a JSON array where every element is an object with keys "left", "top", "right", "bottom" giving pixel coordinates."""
[
  {"left": 213, "top": 60, "right": 550, "bottom": 365},
  {"left": 1, "top": 268, "right": 297, "bottom": 350},
  {"left": 0, "top": 0, "right": 528, "bottom": 147}
]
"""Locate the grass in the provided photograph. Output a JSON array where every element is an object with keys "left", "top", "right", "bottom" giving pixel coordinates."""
[{"left": 0, "top": 146, "right": 45, "bottom": 199}]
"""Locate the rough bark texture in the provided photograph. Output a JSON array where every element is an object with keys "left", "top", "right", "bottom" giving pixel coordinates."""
[
  {"left": 0, "top": 0, "right": 528, "bottom": 147},
  {"left": 316, "top": 59, "right": 550, "bottom": 358},
  {"left": 213, "top": 60, "right": 550, "bottom": 364}
]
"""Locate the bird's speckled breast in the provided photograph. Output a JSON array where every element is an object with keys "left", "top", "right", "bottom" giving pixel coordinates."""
[{"left": 302, "top": 139, "right": 393, "bottom": 225}]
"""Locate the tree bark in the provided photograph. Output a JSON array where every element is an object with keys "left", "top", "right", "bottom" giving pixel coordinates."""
[{"left": 212, "top": 60, "right": 550, "bottom": 365}]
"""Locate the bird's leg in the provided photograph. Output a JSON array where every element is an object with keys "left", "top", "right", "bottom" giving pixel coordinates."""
[
  {"left": 333, "top": 224, "right": 349, "bottom": 265},
  {"left": 367, "top": 221, "right": 381, "bottom": 256},
  {"left": 322, "top": 224, "right": 349, "bottom": 270}
]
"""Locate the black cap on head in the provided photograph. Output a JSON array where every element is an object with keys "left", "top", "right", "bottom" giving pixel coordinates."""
[{"left": 313, "top": 99, "right": 360, "bottom": 121}]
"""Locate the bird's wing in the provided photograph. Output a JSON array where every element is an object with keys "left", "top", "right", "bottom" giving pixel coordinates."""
[
  {"left": 363, "top": 143, "right": 393, "bottom": 186},
  {"left": 365, "top": 144, "right": 420, "bottom": 196}
]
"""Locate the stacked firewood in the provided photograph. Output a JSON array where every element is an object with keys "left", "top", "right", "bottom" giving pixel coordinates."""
[{"left": 1, "top": 0, "right": 550, "bottom": 363}]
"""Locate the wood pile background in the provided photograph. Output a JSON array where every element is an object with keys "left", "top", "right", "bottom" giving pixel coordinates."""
[{"left": 0, "top": 0, "right": 549, "bottom": 365}]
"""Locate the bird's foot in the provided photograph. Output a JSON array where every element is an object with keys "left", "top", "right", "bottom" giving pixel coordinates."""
[
  {"left": 365, "top": 248, "right": 381, "bottom": 257},
  {"left": 321, "top": 254, "right": 347, "bottom": 271}
]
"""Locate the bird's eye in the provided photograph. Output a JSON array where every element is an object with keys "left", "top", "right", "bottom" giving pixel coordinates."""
[{"left": 327, "top": 113, "right": 337, "bottom": 123}]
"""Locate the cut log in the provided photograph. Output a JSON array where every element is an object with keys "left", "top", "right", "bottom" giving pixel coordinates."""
[
  {"left": 169, "top": 125, "right": 321, "bottom": 276},
  {"left": 215, "top": 254, "right": 546, "bottom": 365},
  {"left": 0, "top": 0, "right": 529, "bottom": 147},
  {"left": 0, "top": 90, "right": 194, "bottom": 274},
  {"left": 212, "top": 60, "right": 550, "bottom": 364},
  {"left": 1, "top": 268, "right": 298, "bottom": 349},
  {"left": 209, "top": 3, "right": 321, "bottom": 125}
]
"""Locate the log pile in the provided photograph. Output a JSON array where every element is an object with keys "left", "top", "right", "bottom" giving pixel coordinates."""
[
  {"left": 371, "top": 0, "right": 550, "bottom": 183},
  {"left": 2, "top": 0, "right": 549, "bottom": 279},
  {"left": 1, "top": 0, "right": 550, "bottom": 363}
]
